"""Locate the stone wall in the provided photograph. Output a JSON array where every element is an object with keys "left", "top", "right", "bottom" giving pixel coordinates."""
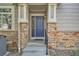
[
  {"left": 49, "top": 48, "right": 76, "bottom": 56},
  {"left": 0, "top": 30, "right": 18, "bottom": 52},
  {"left": 48, "top": 23, "right": 79, "bottom": 55},
  {"left": 55, "top": 32, "right": 79, "bottom": 48},
  {"left": 48, "top": 23, "right": 79, "bottom": 48},
  {"left": 20, "top": 22, "right": 29, "bottom": 49}
]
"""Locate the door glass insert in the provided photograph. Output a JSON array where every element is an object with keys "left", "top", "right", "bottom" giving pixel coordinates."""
[{"left": 31, "top": 16, "right": 44, "bottom": 37}]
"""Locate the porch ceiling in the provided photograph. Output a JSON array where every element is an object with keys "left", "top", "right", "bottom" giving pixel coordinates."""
[
  {"left": 29, "top": 5, "right": 48, "bottom": 13},
  {"left": 28, "top": 3, "right": 47, "bottom": 5}
]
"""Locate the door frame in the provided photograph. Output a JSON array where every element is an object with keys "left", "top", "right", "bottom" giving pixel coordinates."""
[{"left": 30, "top": 14, "right": 46, "bottom": 40}]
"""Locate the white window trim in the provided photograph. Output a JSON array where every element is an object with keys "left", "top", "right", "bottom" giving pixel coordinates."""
[
  {"left": 18, "top": 4, "right": 28, "bottom": 22},
  {"left": 24, "top": 5, "right": 29, "bottom": 22},
  {"left": 0, "top": 6, "right": 15, "bottom": 30},
  {"left": 11, "top": 6, "right": 15, "bottom": 30},
  {"left": 48, "top": 3, "right": 57, "bottom": 23}
]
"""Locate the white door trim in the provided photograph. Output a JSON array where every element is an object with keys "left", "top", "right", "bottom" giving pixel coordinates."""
[{"left": 30, "top": 14, "right": 45, "bottom": 16}]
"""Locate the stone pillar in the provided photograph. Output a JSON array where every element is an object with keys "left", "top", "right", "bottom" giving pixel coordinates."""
[
  {"left": 20, "top": 22, "right": 28, "bottom": 48},
  {"left": 47, "top": 3, "right": 57, "bottom": 48},
  {"left": 48, "top": 23, "right": 57, "bottom": 48}
]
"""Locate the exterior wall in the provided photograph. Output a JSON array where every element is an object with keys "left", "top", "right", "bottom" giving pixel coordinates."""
[
  {"left": 48, "top": 4, "right": 79, "bottom": 48},
  {"left": 1, "top": 3, "right": 79, "bottom": 55},
  {"left": 0, "top": 3, "right": 29, "bottom": 52},
  {"left": 48, "top": 3, "right": 79, "bottom": 55},
  {"left": 20, "top": 22, "right": 29, "bottom": 49},
  {"left": 0, "top": 30, "right": 18, "bottom": 52},
  {"left": 0, "top": 4, "right": 18, "bottom": 52},
  {"left": 57, "top": 3, "right": 79, "bottom": 31},
  {"left": 56, "top": 3, "right": 79, "bottom": 48},
  {"left": 48, "top": 23, "right": 79, "bottom": 48}
]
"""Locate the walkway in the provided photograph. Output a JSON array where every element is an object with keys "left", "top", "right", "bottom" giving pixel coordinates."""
[{"left": 22, "top": 40, "right": 46, "bottom": 56}]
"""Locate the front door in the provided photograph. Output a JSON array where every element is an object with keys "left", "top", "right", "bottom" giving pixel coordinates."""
[{"left": 31, "top": 16, "right": 45, "bottom": 39}]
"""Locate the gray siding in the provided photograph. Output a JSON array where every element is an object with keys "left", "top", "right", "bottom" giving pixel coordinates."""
[{"left": 57, "top": 3, "right": 79, "bottom": 31}]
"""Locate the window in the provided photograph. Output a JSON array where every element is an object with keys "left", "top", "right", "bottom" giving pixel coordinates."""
[
  {"left": 0, "top": 6, "right": 14, "bottom": 29},
  {"left": 50, "top": 6, "right": 54, "bottom": 18},
  {"left": 48, "top": 4, "right": 56, "bottom": 22},
  {"left": 18, "top": 4, "right": 28, "bottom": 22},
  {"left": 20, "top": 5, "right": 24, "bottom": 18}
]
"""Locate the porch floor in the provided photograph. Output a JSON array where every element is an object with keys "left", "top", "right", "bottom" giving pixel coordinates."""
[{"left": 21, "top": 40, "right": 46, "bottom": 56}]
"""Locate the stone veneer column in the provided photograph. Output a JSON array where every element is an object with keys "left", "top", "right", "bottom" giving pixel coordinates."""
[
  {"left": 48, "top": 23, "right": 57, "bottom": 48},
  {"left": 47, "top": 3, "right": 57, "bottom": 48},
  {"left": 20, "top": 22, "right": 29, "bottom": 49}
]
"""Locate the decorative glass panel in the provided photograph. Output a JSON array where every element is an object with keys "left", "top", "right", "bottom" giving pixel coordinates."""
[
  {"left": 2, "top": 14, "right": 12, "bottom": 29},
  {"left": 0, "top": 8, "right": 11, "bottom": 12},
  {"left": 0, "top": 7, "right": 13, "bottom": 29}
]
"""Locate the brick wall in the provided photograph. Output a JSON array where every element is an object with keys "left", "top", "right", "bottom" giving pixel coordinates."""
[{"left": 20, "top": 22, "right": 29, "bottom": 49}]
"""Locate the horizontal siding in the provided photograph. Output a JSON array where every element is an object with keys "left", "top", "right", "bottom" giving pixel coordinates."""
[
  {"left": 57, "top": 13, "right": 79, "bottom": 17},
  {"left": 57, "top": 8, "right": 79, "bottom": 13},
  {"left": 57, "top": 3, "right": 79, "bottom": 31},
  {"left": 57, "top": 3, "right": 79, "bottom": 8}
]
